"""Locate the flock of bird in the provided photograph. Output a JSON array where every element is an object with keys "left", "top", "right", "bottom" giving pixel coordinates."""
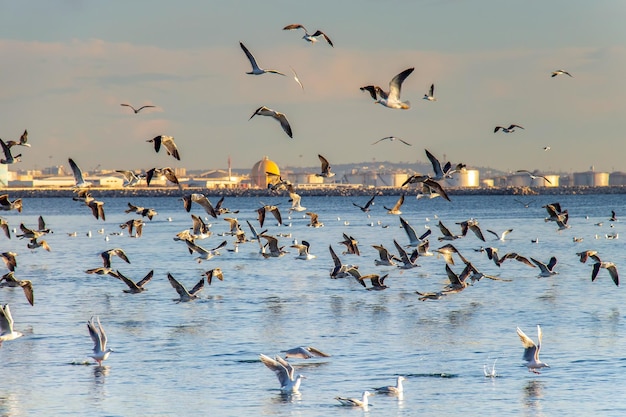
[{"left": 0, "top": 21, "right": 605, "bottom": 410}]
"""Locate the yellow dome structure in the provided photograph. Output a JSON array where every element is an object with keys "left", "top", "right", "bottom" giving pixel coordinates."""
[{"left": 250, "top": 156, "right": 280, "bottom": 188}]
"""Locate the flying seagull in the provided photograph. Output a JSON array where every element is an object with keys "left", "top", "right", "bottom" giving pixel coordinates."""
[
  {"left": 516, "top": 170, "right": 552, "bottom": 184},
  {"left": 0, "top": 139, "right": 21, "bottom": 164},
  {"left": 249, "top": 106, "right": 293, "bottom": 138},
  {"left": 167, "top": 273, "right": 204, "bottom": 302},
  {"left": 290, "top": 66, "right": 304, "bottom": 90},
  {"left": 87, "top": 316, "right": 113, "bottom": 366},
  {"left": 0, "top": 304, "right": 23, "bottom": 345},
  {"left": 68, "top": 158, "right": 91, "bottom": 188},
  {"left": 259, "top": 354, "right": 305, "bottom": 392},
  {"left": 282, "top": 346, "right": 330, "bottom": 359},
  {"left": 6, "top": 130, "right": 30, "bottom": 148},
  {"left": 360, "top": 67, "right": 415, "bottom": 109},
  {"left": 239, "top": 42, "right": 285, "bottom": 76},
  {"left": 551, "top": 69, "right": 572, "bottom": 77},
  {"left": 372, "top": 136, "right": 412, "bottom": 146},
  {"left": 282, "top": 24, "right": 333, "bottom": 47},
  {"left": 316, "top": 154, "right": 335, "bottom": 177},
  {"left": 120, "top": 103, "right": 155, "bottom": 113},
  {"left": 516, "top": 325, "right": 549, "bottom": 373},
  {"left": 494, "top": 124, "right": 524, "bottom": 133},
  {"left": 147, "top": 135, "right": 180, "bottom": 161},
  {"left": 423, "top": 83, "right": 437, "bottom": 101}
]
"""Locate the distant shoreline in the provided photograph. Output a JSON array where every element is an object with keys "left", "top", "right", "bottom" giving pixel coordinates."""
[{"left": 2, "top": 185, "right": 626, "bottom": 198}]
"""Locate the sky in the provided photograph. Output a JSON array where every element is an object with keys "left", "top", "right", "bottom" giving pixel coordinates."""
[{"left": 0, "top": 0, "right": 625, "bottom": 175}]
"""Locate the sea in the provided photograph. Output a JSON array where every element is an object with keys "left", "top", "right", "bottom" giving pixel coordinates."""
[{"left": 1, "top": 193, "right": 625, "bottom": 416}]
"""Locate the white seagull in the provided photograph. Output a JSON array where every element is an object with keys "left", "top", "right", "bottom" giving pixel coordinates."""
[
  {"left": 530, "top": 256, "right": 558, "bottom": 277},
  {"left": 335, "top": 391, "right": 372, "bottom": 408},
  {"left": 249, "top": 106, "right": 293, "bottom": 138},
  {"left": 372, "top": 136, "right": 412, "bottom": 146},
  {"left": 259, "top": 354, "right": 305, "bottom": 393},
  {"left": 147, "top": 135, "right": 180, "bottom": 161},
  {"left": 239, "top": 42, "right": 285, "bottom": 76},
  {"left": 516, "top": 325, "right": 549, "bottom": 373},
  {"left": 360, "top": 67, "right": 415, "bottom": 109},
  {"left": 373, "top": 376, "right": 405, "bottom": 395},
  {"left": 283, "top": 24, "right": 333, "bottom": 47},
  {"left": 0, "top": 304, "right": 23, "bottom": 346},
  {"left": 68, "top": 158, "right": 92, "bottom": 188},
  {"left": 0, "top": 139, "right": 21, "bottom": 165},
  {"left": 516, "top": 170, "right": 552, "bottom": 185},
  {"left": 282, "top": 346, "right": 330, "bottom": 359},
  {"left": 423, "top": 83, "right": 437, "bottom": 101},
  {"left": 551, "top": 69, "right": 572, "bottom": 77},
  {"left": 87, "top": 316, "right": 113, "bottom": 366}
]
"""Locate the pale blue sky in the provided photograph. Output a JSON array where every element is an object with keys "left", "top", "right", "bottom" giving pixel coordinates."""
[{"left": 0, "top": 0, "right": 624, "bottom": 174}]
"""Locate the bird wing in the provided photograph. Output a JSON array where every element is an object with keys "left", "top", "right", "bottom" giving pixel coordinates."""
[
  {"left": 0, "top": 139, "right": 12, "bottom": 159},
  {"left": 239, "top": 42, "right": 260, "bottom": 71},
  {"left": 149, "top": 135, "right": 162, "bottom": 153},
  {"left": 425, "top": 149, "right": 444, "bottom": 179},
  {"left": 388, "top": 67, "right": 414, "bottom": 101},
  {"left": 516, "top": 327, "right": 538, "bottom": 362},
  {"left": 260, "top": 354, "right": 290, "bottom": 387},
  {"left": 360, "top": 85, "right": 378, "bottom": 100},
  {"left": 162, "top": 136, "right": 180, "bottom": 160},
  {"left": 189, "top": 277, "right": 205, "bottom": 296},
  {"left": 318, "top": 154, "right": 331, "bottom": 174},
  {"left": 117, "top": 270, "right": 141, "bottom": 291},
  {"left": 167, "top": 273, "right": 191, "bottom": 298},
  {"left": 283, "top": 23, "right": 306, "bottom": 32},
  {"left": 68, "top": 158, "right": 86, "bottom": 185},
  {"left": 87, "top": 317, "right": 103, "bottom": 352},
  {"left": 306, "top": 346, "right": 330, "bottom": 357},
  {"left": 274, "top": 113, "right": 293, "bottom": 138},
  {"left": 312, "top": 30, "right": 333, "bottom": 47},
  {"left": 423, "top": 179, "right": 451, "bottom": 202},
  {"left": 115, "top": 248, "right": 131, "bottom": 264}
]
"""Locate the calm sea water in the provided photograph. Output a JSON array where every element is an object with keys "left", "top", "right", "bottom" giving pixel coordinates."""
[{"left": 1, "top": 193, "right": 625, "bottom": 416}]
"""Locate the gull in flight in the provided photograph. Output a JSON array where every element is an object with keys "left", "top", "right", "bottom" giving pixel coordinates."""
[
  {"left": 87, "top": 316, "right": 113, "bottom": 366},
  {"left": 0, "top": 195, "right": 22, "bottom": 213},
  {"left": 290, "top": 67, "right": 304, "bottom": 90},
  {"left": 373, "top": 376, "right": 406, "bottom": 395},
  {"left": 551, "top": 69, "right": 572, "bottom": 77},
  {"left": 335, "top": 391, "right": 373, "bottom": 408},
  {"left": 423, "top": 83, "right": 437, "bottom": 101},
  {"left": 352, "top": 195, "right": 376, "bottom": 213},
  {"left": 329, "top": 245, "right": 357, "bottom": 278},
  {"left": 167, "top": 273, "right": 204, "bottom": 302},
  {"left": 530, "top": 256, "right": 558, "bottom": 277},
  {"left": 249, "top": 106, "right": 293, "bottom": 138},
  {"left": 0, "top": 272, "right": 34, "bottom": 306},
  {"left": 239, "top": 42, "right": 285, "bottom": 76},
  {"left": 101, "top": 248, "right": 131, "bottom": 268},
  {"left": 487, "top": 228, "right": 513, "bottom": 241},
  {"left": 360, "top": 67, "right": 415, "bottom": 109},
  {"left": 147, "top": 135, "right": 180, "bottom": 161},
  {"left": 516, "top": 170, "right": 552, "bottom": 185},
  {"left": 120, "top": 103, "right": 155, "bottom": 114},
  {"left": 259, "top": 354, "right": 305, "bottom": 393},
  {"left": 184, "top": 239, "right": 227, "bottom": 263},
  {"left": 494, "top": 124, "right": 524, "bottom": 133},
  {"left": 316, "top": 154, "right": 335, "bottom": 178},
  {"left": 400, "top": 216, "right": 432, "bottom": 247},
  {"left": 283, "top": 24, "right": 333, "bottom": 47},
  {"left": 6, "top": 129, "right": 30, "bottom": 148},
  {"left": 0, "top": 139, "right": 21, "bottom": 164},
  {"left": 426, "top": 149, "right": 464, "bottom": 180},
  {"left": 384, "top": 194, "right": 405, "bottom": 215},
  {"left": 0, "top": 304, "right": 23, "bottom": 345},
  {"left": 516, "top": 325, "right": 549, "bottom": 373},
  {"left": 282, "top": 346, "right": 330, "bottom": 359},
  {"left": 591, "top": 260, "right": 619, "bottom": 286},
  {"left": 116, "top": 270, "right": 153, "bottom": 293},
  {"left": 372, "top": 136, "right": 412, "bottom": 146},
  {"left": 116, "top": 170, "right": 144, "bottom": 187},
  {"left": 68, "top": 158, "right": 91, "bottom": 188},
  {"left": 291, "top": 240, "right": 316, "bottom": 260}
]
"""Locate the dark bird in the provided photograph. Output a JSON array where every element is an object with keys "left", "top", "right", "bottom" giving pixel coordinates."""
[
  {"left": 116, "top": 270, "right": 153, "bottom": 293},
  {"left": 120, "top": 103, "right": 155, "bottom": 113},
  {"left": 494, "top": 124, "right": 524, "bottom": 133},
  {"left": 6, "top": 129, "right": 30, "bottom": 148},
  {"left": 0, "top": 139, "right": 21, "bottom": 164},
  {"left": 352, "top": 195, "right": 376, "bottom": 212}
]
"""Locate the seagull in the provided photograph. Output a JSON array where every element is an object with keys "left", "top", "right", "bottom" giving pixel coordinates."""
[
  {"left": 257, "top": 204, "right": 282, "bottom": 227},
  {"left": 27, "top": 237, "right": 51, "bottom": 252},
  {"left": 516, "top": 170, "right": 552, "bottom": 184},
  {"left": 146, "top": 167, "right": 180, "bottom": 187},
  {"left": 437, "top": 221, "right": 461, "bottom": 242},
  {"left": 543, "top": 146, "right": 551, "bottom": 151},
  {"left": 184, "top": 239, "right": 227, "bottom": 263},
  {"left": 120, "top": 219, "right": 144, "bottom": 238},
  {"left": 87, "top": 198, "right": 106, "bottom": 221},
  {"left": 423, "top": 83, "right": 437, "bottom": 101},
  {"left": 373, "top": 376, "right": 406, "bottom": 395},
  {"left": 372, "top": 136, "right": 412, "bottom": 146},
  {"left": 147, "top": 135, "right": 180, "bottom": 161},
  {"left": 393, "top": 239, "right": 419, "bottom": 269},
  {"left": 400, "top": 216, "right": 432, "bottom": 247},
  {"left": 116, "top": 270, "right": 153, "bottom": 293},
  {"left": 0, "top": 195, "right": 21, "bottom": 213},
  {"left": 347, "top": 266, "right": 389, "bottom": 290},
  {"left": 260, "top": 354, "right": 306, "bottom": 394},
  {"left": 516, "top": 325, "right": 549, "bottom": 373},
  {"left": 282, "top": 67, "right": 303, "bottom": 92},
  {"left": 120, "top": 103, "right": 155, "bottom": 113},
  {"left": 360, "top": 67, "right": 414, "bottom": 109},
  {"left": 610, "top": 210, "right": 618, "bottom": 222},
  {"left": 68, "top": 158, "right": 91, "bottom": 188},
  {"left": 249, "top": 106, "right": 293, "bottom": 138},
  {"left": 372, "top": 244, "right": 397, "bottom": 267},
  {"left": 338, "top": 233, "right": 360, "bottom": 256},
  {"left": 486, "top": 228, "right": 513, "bottom": 241},
  {"left": 203, "top": 268, "right": 224, "bottom": 285},
  {"left": 551, "top": 69, "right": 572, "bottom": 77},
  {"left": 0, "top": 217, "right": 9, "bottom": 239},
  {"left": 6, "top": 129, "right": 30, "bottom": 148},
  {"left": 0, "top": 139, "right": 21, "bottom": 164},
  {"left": 259, "top": 234, "right": 288, "bottom": 258},
  {"left": 530, "top": 256, "right": 558, "bottom": 277},
  {"left": 384, "top": 194, "right": 405, "bottom": 215},
  {"left": 0, "top": 304, "right": 23, "bottom": 345},
  {"left": 329, "top": 245, "right": 357, "bottom": 278},
  {"left": 335, "top": 391, "right": 373, "bottom": 408},
  {"left": 494, "top": 124, "right": 524, "bottom": 133},
  {"left": 484, "top": 359, "right": 497, "bottom": 378},
  {"left": 239, "top": 42, "right": 285, "bottom": 76},
  {"left": 435, "top": 243, "right": 468, "bottom": 265},
  {"left": 402, "top": 176, "right": 451, "bottom": 201},
  {"left": 352, "top": 195, "right": 376, "bottom": 212},
  {"left": 283, "top": 24, "right": 333, "bottom": 46},
  {"left": 1, "top": 251, "right": 17, "bottom": 272},
  {"left": 101, "top": 248, "right": 131, "bottom": 268},
  {"left": 514, "top": 198, "right": 533, "bottom": 208},
  {"left": 87, "top": 316, "right": 113, "bottom": 366},
  {"left": 591, "top": 261, "right": 619, "bottom": 286},
  {"left": 0, "top": 272, "right": 34, "bottom": 306},
  {"left": 182, "top": 193, "right": 217, "bottom": 218},
  {"left": 305, "top": 212, "right": 324, "bottom": 228},
  {"left": 496, "top": 252, "right": 535, "bottom": 268},
  {"left": 282, "top": 346, "right": 330, "bottom": 359},
  {"left": 291, "top": 240, "right": 316, "bottom": 260},
  {"left": 167, "top": 273, "right": 204, "bottom": 302},
  {"left": 576, "top": 250, "right": 601, "bottom": 264},
  {"left": 316, "top": 154, "right": 335, "bottom": 178},
  {"left": 456, "top": 218, "right": 486, "bottom": 241},
  {"left": 288, "top": 190, "right": 306, "bottom": 212},
  {"left": 116, "top": 170, "right": 144, "bottom": 187}
]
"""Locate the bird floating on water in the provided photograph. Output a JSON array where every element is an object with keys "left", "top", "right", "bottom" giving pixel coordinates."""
[{"left": 259, "top": 353, "right": 305, "bottom": 393}]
